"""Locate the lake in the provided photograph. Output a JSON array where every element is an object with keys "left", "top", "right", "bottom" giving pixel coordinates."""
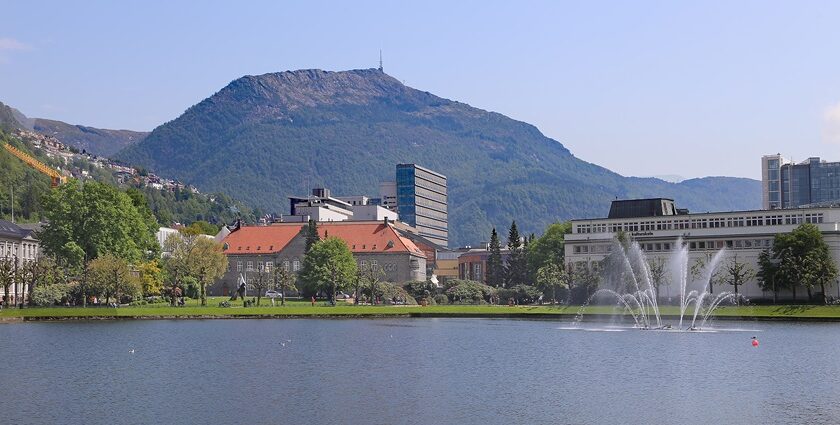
[{"left": 1, "top": 318, "right": 839, "bottom": 424}]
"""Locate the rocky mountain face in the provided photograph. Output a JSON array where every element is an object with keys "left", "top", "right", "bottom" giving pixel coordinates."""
[
  {"left": 118, "top": 69, "right": 761, "bottom": 246},
  {"left": 0, "top": 101, "right": 147, "bottom": 156}
]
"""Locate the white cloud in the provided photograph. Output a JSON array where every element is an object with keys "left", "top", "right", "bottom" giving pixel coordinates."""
[
  {"left": 823, "top": 102, "right": 840, "bottom": 145},
  {"left": 0, "top": 37, "right": 29, "bottom": 51}
]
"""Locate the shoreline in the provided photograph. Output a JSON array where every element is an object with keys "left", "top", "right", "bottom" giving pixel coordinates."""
[{"left": 4, "top": 309, "right": 840, "bottom": 323}]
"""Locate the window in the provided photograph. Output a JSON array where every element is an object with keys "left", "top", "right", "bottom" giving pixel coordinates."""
[
  {"left": 237, "top": 261, "right": 243, "bottom": 272},
  {"left": 283, "top": 260, "right": 290, "bottom": 271},
  {"left": 265, "top": 262, "right": 272, "bottom": 273},
  {"left": 246, "top": 261, "right": 253, "bottom": 271},
  {"left": 360, "top": 260, "right": 368, "bottom": 269},
  {"left": 370, "top": 260, "right": 378, "bottom": 270},
  {"left": 293, "top": 260, "right": 300, "bottom": 272},
  {"left": 257, "top": 262, "right": 264, "bottom": 272}
]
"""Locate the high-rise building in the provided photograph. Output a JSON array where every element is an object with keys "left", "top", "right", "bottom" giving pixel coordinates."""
[
  {"left": 762, "top": 155, "right": 840, "bottom": 209},
  {"left": 395, "top": 164, "right": 448, "bottom": 247}
]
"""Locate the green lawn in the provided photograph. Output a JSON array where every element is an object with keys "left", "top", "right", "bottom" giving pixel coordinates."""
[{"left": 3, "top": 299, "right": 840, "bottom": 320}]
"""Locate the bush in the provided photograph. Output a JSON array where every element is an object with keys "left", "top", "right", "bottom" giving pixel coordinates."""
[
  {"left": 497, "top": 285, "right": 543, "bottom": 305},
  {"left": 445, "top": 280, "right": 496, "bottom": 305},
  {"left": 31, "top": 283, "right": 70, "bottom": 306},
  {"left": 374, "top": 282, "right": 417, "bottom": 305},
  {"left": 403, "top": 280, "right": 435, "bottom": 299},
  {"left": 433, "top": 294, "right": 449, "bottom": 305}
]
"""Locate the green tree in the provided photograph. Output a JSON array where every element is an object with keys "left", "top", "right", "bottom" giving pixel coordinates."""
[
  {"left": 305, "top": 219, "right": 320, "bottom": 253},
  {"left": 137, "top": 260, "right": 164, "bottom": 296},
  {"left": 756, "top": 249, "right": 780, "bottom": 303},
  {"left": 486, "top": 228, "right": 504, "bottom": 287},
  {"left": 504, "top": 221, "right": 527, "bottom": 287},
  {"left": 720, "top": 254, "right": 755, "bottom": 302},
  {"left": 536, "top": 262, "right": 569, "bottom": 305},
  {"left": 184, "top": 221, "right": 220, "bottom": 236},
  {"left": 163, "top": 232, "right": 197, "bottom": 305},
  {"left": 189, "top": 237, "right": 228, "bottom": 306},
  {"left": 570, "top": 261, "right": 601, "bottom": 304},
  {"left": 300, "top": 237, "right": 358, "bottom": 305},
  {"left": 527, "top": 222, "right": 572, "bottom": 282},
  {"left": 770, "top": 224, "right": 838, "bottom": 303},
  {"left": 40, "top": 181, "right": 158, "bottom": 264},
  {"left": 87, "top": 254, "right": 140, "bottom": 304}
]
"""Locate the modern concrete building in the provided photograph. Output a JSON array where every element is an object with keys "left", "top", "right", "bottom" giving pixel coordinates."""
[
  {"left": 395, "top": 164, "right": 448, "bottom": 247},
  {"left": 287, "top": 188, "right": 398, "bottom": 223},
  {"left": 566, "top": 199, "right": 840, "bottom": 301},
  {"left": 214, "top": 221, "right": 427, "bottom": 296},
  {"left": 762, "top": 155, "right": 840, "bottom": 209}
]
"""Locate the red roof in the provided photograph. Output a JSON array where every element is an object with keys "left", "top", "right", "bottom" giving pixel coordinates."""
[{"left": 223, "top": 221, "right": 425, "bottom": 257}]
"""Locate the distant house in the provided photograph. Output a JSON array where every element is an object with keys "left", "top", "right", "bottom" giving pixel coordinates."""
[{"left": 213, "top": 221, "right": 427, "bottom": 296}]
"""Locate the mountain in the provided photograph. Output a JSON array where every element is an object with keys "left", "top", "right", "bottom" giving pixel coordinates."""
[
  {"left": 0, "top": 101, "right": 148, "bottom": 156},
  {"left": 0, "top": 101, "right": 23, "bottom": 132},
  {"left": 118, "top": 69, "right": 761, "bottom": 246},
  {"left": 30, "top": 118, "right": 148, "bottom": 157}
]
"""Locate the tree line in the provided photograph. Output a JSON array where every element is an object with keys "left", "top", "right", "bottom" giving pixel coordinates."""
[{"left": 0, "top": 179, "right": 230, "bottom": 308}]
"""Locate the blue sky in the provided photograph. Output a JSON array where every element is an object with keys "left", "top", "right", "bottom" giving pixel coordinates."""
[{"left": 2, "top": 0, "right": 839, "bottom": 180}]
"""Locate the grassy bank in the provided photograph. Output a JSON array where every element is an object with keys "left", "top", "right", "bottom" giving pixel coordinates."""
[{"left": 3, "top": 297, "right": 840, "bottom": 321}]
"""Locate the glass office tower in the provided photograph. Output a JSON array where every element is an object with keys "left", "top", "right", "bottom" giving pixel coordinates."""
[
  {"left": 395, "top": 164, "right": 448, "bottom": 247},
  {"left": 763, "top": 155, "right": 840, "bottom": 209}
]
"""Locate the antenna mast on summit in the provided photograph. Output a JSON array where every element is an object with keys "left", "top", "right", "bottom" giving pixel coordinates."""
[{"left": 379, "top": 50, "right": 383, "bottom": 72}]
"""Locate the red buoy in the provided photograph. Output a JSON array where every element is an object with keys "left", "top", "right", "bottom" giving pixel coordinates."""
[{"left": 751, "top": 338, "right": 759, "bottom": 347}]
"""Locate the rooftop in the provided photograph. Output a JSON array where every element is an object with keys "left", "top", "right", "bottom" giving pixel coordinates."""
[{"left": 222, "top": 221, "right": 425, "bottom": 257}]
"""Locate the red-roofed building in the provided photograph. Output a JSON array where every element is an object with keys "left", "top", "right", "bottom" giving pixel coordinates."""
[{"left": 213, "top": 221, "right": 427, "bottom": 296}]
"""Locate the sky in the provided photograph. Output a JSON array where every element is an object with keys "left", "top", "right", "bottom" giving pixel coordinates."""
[{"left": 1, "top": 0, "right": 839, "bottom": 180}]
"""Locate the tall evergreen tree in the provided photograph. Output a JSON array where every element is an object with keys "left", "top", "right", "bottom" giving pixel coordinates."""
[
  {"left": 504, "top": 221, "right": 527, "bottom": 287},
  {"left": 486, "top": 228, "right": 504, "bottom": 287},
  {"left": 305, "top": 219, "right": 320, "bottom": 253}
]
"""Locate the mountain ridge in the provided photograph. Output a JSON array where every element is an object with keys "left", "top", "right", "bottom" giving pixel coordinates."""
[
  {"left": 116, "top": 68, "right": 762, "bottom": 246},
  {"left": 0, "top": 101, "right": 148, "bottom": 156}
]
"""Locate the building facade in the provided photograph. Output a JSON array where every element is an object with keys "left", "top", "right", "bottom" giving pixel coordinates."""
[
  {"left": 0, "top": 220, "right": 40, "bottom": 305},
  {"left": 762, "top": 155, "right": 840, "bottom": 209},
  {"left": 566, "top": 203, "right": 840, "bottom": 300},
  {"left": 395, "top": 164, "right": 448, "bottom": 247},
  {"left": 214, "top": 221, "right": 427, "bottom": 296}
]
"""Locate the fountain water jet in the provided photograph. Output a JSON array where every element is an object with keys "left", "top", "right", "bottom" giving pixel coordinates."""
[{"left": 579, "top": 238, "right": 744, "bottom": 330}]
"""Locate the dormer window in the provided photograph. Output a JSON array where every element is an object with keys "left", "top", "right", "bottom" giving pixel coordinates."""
[
  {"left": 372, "top": 245, "right": 377, "bottom": 250},
  {"left": 238, "top": 246, "right": 242, "bottom": 251},
  {"left": 269, "top": 245, "right": 274, "bottom": 251},
  {"left": 257, "top": 246, "right": 261, "bottom": 251}
]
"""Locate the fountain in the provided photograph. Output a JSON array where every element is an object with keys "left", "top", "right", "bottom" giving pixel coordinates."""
[{"left": 579, "top": 238, "right": 743, "bottom": 331}]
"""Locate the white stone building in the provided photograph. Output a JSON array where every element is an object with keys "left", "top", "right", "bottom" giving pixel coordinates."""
[{"left": 565, "top": 200, "right": 840, "bottom": 301}]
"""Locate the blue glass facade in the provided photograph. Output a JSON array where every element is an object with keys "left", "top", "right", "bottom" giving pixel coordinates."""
[
  {"left": 773, "top": 157, "right": 840, "bottom": 208},
  {"left": 395, "top": 164, "right": 448, "bottom": 247}
]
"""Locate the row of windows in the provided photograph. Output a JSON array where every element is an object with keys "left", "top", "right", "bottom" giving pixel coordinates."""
[
  {"left": 413, "top": 169, "right": 447, "bottom": 187},
  {"left": 571, "top": 238, "right": 774, "bottom": 255},
  {"left": 415, "top": 205, "right": 448, "bottom": 222},
  {"left": 358, "top": 260, "right": 398, "bottom": 272},
  {"left": 575, "top": 213, "right": 825, "bottom": 234},
  {"left": 0, "top": 241, "right": 38, "bottom": 260},
  {"left": 236, "top": 259, "right": 299, "bottom": 273}
]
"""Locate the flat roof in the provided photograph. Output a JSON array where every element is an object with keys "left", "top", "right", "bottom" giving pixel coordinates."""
[{"left": 571, "top": 205, "right": 840, "bottom": 222}]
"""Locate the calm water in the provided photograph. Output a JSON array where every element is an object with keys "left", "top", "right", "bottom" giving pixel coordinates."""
[{"left": 1, "top": 318, "right": 839, "bottom": 425}]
